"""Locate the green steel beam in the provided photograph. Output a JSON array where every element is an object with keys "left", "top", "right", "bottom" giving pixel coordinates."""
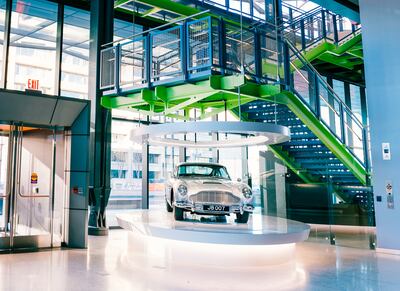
[
  {"left": 133, "top": 0, "right": 200, "bottom": 18},
  {"left": 115, "top": 7, "right": 166, "bottom": 25},
  {"left": 142, "top": 7, "right": 162, "bottom": 17},
  {"left": 287, "top": 34, "right": 363, "bottom": 72},
  {"left": 318, "top": 53, "right": 355, "bottom": 70},
  {"left": 262, "top": 91, "right": 368, "bottom": 185},
  {"left": 101, "top": 75, "right": 280, "bottom": 118},
  {"left": 268, "top": 145, "right": 318, "bottom": 184}
]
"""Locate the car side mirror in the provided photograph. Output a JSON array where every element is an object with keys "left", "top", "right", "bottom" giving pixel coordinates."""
[{"left": 237, "top": 178, "right": 242, "bottom": 182}]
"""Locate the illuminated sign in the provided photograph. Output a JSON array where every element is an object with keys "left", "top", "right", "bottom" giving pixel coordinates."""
[{"left": 27, "top": 79, "right": 40, "bottom": 90}]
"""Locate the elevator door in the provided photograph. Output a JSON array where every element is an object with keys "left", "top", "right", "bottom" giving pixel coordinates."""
[{"left": 0, "top": 125, "right": 66, "bottom": 250}]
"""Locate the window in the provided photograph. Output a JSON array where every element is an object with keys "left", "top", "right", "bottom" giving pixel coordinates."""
[
  {"left": 350, "top": 84, "right": 362, "bottom": 119},
  {"left": 7, "top": 0, "right": 58, "bottom": 94},
  {"left": 133, "top": 170, "right": 142, "bottom": 179},
  {"left": 133, "top": 152, "right": 142, "bottom": 163},
  {"left": 111, "top": 170, "right": 127, "bottom": 179},
  {"left": 114, "top": 18, "right": 142, "bottom": 42},
  {"left": 111, "top": 151, "right": 128, "bottom": 163},
  {"left": 61, "top": 6, "right": 90, "bottom": 99},
  {"left": 333, "top": 79, "right": 346, "bottom": 102},
  {"left": 149, "top": 154, "right": 159, "bottom": 164}
]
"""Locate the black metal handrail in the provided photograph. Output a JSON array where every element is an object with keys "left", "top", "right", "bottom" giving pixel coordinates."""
[{"left": 284, "top": 40, "right": 369, "bottom": 168}]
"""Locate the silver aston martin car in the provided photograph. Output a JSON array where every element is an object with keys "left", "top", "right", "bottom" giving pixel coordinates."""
[{"left": 165, "top": 162, "right": 254, "bottom": 223}]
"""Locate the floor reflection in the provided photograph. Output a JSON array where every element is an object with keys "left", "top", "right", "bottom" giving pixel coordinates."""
[{"left": 0, "top": 230, "right": 399, "bottom": 290}]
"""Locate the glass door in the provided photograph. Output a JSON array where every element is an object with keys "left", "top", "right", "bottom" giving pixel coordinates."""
[
  {"left": 0, "top": 125, "right": 11, "bottom": 248},
  {"left": 0, "top": 125, "right": 66, "bottom": 251},
  {"left": 10, "top": 127, "right": 55, "bottom": 248}
]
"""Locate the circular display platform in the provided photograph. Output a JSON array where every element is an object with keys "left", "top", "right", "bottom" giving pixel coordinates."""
[
  {"left": 117, "top": 211, "right": 310, "bottom": 289},
  {"left": 117, "top": 210, "right": 310, "bottom": 245}
]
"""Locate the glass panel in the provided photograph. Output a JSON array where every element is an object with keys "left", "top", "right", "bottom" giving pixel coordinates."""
[
  {"left": 333, "top": 79, "right": 345, "bottom": 102},
  {"left": 0, "top": 125, "right": 10, "bottom": 234},
  {"left": 253, "top": 0, "right": 266, "bottom": 20},
  {"left": 229, "top": 0, "right": 251, "bottom": 15},
  {"left": 225, "top": 24, "right": 256, "bottom": 76},
  {"left": 293, "top": 68, "right": 311, "bottom": 105},
  {"left": 350, "top": 84, "right": 362, "bottom": 119},
  {"left": 330, "top": 184, "right": 375, "bottom": 249},
  {"left": 286, "top": 181, "right": 332, "bottom": 245},
  {"left": 148, "top": 145, "right": 166, "bottom": 210},
  {"left": 218, "top": 137, "right": 245, "bottom": 182},
  {"left": 114, "top": 18, "right": 142, "bottom": 42},
  {"left": 53, "top": 129, "right": 66, "bottom": 246},
  {"left": 7, "top": 0, "right": 58, "bottom": 94},
  {"left": 15, "top": 128, "right": 53, "bottom": 238},
  {"left": 261, "top": 33, "right": 279, "bottom": 81},
  {"left": 108, "top": 119, "right": 143, "bottom": 227},
  {"left": 61, "top": 6, "right": 90, "bottom": 99}
]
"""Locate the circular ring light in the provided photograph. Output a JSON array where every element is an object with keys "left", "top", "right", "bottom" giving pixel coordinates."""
[{"left": 131, "top": 122, "right": 290, "bottom": 148}]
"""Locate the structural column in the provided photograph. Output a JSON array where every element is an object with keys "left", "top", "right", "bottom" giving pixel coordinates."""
[
  {"left": 359, "top": 0, "right": 400, "bottom": 251},
  {"left": 88, "top": 0, "right": 114, "bottom": 235}
]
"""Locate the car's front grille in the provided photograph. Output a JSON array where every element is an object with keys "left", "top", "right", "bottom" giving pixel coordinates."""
[{"left": 190, "top": 191, "right": 240, "bottom": 204}]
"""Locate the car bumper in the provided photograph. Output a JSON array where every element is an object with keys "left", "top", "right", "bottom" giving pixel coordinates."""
[{"left": 174, "top": 201, "right": 254, "bottom": 215}]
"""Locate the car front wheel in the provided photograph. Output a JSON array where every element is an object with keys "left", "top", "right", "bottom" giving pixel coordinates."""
[
  {"left": 174, "top": 205, "right": 184, "bottom": 221},
  {"left": 236, "top": 211, "right": 250, "bottom": 223}
]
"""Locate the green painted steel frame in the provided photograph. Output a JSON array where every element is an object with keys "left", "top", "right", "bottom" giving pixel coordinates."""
[{"left": 101, "top": 74, "right": 368, "bottom": 185}]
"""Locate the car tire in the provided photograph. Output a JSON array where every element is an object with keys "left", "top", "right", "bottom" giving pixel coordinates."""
[
  {"left": 236, "top": 211, "right": 250, "bottom": 223},
  {"left": 166, "top": 198, "right": 173, "bottom": 212},
  {"left": 174, "top": 206, "right": 184, "bottom": 221}
]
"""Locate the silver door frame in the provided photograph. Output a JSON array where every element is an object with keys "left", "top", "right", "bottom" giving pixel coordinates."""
[{"left": 0, "top": 124, "right": 58, "bottom": 251}]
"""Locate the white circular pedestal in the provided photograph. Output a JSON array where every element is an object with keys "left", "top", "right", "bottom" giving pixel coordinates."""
[{"left": 117, "top": 211, "right": 310, "bottom": 290}]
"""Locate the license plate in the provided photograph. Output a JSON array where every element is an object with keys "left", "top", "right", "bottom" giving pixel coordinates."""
[{"left": 203, "top": 205, "right": 229, "bottom": 212}]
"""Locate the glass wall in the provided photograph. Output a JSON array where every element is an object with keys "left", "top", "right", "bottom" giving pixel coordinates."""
[
  {"left": 7, "top": 0, "right": 58, "bottom": 94},
  {"left": 108, "top": 119, "right": 143, "bottom": 226},
  {"left": 332, "top": 79, "right": 345, "bottom": 102},
  {"left": 0, "top": 1, "right": 6, "bottom": 85},
  {"left": 0, "top": 1, "right": 91, "bottom": 99},
  {"left": 114, "top": 18, "right": 142, "bottom": 42},
  {"left": 350, "top": 84, "right": 362, "bottom": 120},
  {"left": 61, "top": 6, "right": 90, "bottom": 99}
]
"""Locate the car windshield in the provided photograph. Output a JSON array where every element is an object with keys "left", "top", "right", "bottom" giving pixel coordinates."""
[{"left": 177, "top": 164, "right": 231, "bottom": 180}]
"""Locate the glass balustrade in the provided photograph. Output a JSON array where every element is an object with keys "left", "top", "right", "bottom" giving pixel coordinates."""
[{"left": 100, "top": 13, "right": 368, "bottom": 170}]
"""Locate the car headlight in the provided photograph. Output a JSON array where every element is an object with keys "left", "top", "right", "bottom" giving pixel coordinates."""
[
  {"left": 177, "top": 184, "right": 188, "bottom": 196},
  {"left": 242, "top": 187, "right": 252, "bottom": 198}
]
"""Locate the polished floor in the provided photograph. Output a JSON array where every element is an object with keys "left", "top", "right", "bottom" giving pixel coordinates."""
[{"left": 0, "top": 230, "right": 399, "bottom": 291}]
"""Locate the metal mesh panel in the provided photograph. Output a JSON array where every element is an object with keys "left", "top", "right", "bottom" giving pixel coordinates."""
[
  {"left": 151, "top": 27, "right": 182, "bottom": 82},
  {"left": 187, "top": 18, "right": 211, "bottom": 74},
  {"left": 225, "top": 24, "right": 256, "bottom": 76},
  {"left": 190, "top": 191, "right": 241, "bottom": 204},
  {"left": 212, "top": 19, "right": 220, "bottom": 68},
  {"left": 120, "top": 38, "right": 147, "bottom": 89},
  {"left": 100, "top": 47, "right": 116, "bottom": 89}
]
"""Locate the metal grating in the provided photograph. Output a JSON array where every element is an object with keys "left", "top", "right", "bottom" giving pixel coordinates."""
[
  {"left": 151, "top": 26, "right": 182, "bottom": 82},
  {"left": 187, "top": 18, "right": 211, "bottom": 74},
  {"left": 190, "top": 191, "right": 241, "bottom": 204},
  {"left": 120, "top": 37, "right": 147, "bottom": 89},
  {"left": 100, "top": 47, "right": 116, "bottom": 89}
]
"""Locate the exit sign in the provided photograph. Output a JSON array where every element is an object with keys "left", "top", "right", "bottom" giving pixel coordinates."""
[{"left": 27, "top": 79, "right": 39, "bottom": 90}]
